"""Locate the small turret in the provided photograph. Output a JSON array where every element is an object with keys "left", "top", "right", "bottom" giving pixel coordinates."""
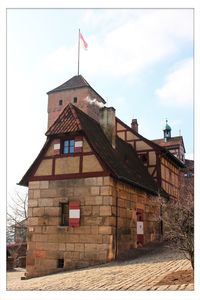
[{"left": 163, "top": 119, "right": 171, "bottom": 142}]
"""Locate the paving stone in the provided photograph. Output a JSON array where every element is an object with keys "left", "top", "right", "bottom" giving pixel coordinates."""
[{"left": 7, "top": 246, "right": 194, "bottom": 291}]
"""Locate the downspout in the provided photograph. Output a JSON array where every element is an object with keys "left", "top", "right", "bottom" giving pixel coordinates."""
[
  {"left": 160, "top": 197, "right": 163, "bottom": 240},
  {"left": 115, "top": 187, "right": 119, "bottom": 259}
]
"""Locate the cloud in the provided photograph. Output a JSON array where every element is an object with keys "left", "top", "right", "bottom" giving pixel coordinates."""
[
  {"left": 155, "top": 58, "right": 193, "bottom": 106},
  {"left": 41, "top": 9, "right": 193, "bottom": 79},
  {"left": 42, "top": 46, "right": 76, "bottom": 73}
]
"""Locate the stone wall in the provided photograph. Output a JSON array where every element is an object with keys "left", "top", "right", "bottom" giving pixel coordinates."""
[
  {"left": 26, "top": 177, "right": 116, "bottom": 278},
  {"left": 26, "top": 176, "right": 161, "bottom": 278},
  {"left": 112, "top": 180, "right": 161, "bottom": 255},
  {"left": 47, "top": 87, "right": 103, "bottom": 128}
]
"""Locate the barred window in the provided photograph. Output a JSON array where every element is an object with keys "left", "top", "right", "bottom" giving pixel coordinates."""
[{"left": 60, "top": 203, "right": 69, "bottom": 226}]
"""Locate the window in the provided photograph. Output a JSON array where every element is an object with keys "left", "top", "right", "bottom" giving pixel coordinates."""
[
  {"left": 136, "top": 211, "right": 144, "bottom": 221},
  {"left": 59, "top": 99, "right": 63, "bottom": 106},
  {"left": 60, "top": 203, "right": 69, "bottom": 226},
  {"left": 63, "top": 140, "right": 75, "bottom": 154},
  {"left": 184, "top": 172, "right": 194, "bottom": 178},
  {"left": 73, "top": 97, "right": 77, "bottom": 104},
  {"left": 63, "top": 137, "right": 83, "bottom": 154},
  {"left": 138, "top": 153, "right": 148, "bottom": 164},
  {"left": 57, "top": 259, "right": 64, "bottom": 268}
]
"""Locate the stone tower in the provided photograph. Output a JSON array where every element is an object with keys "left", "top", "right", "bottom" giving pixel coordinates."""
[{"left": 47, "top": 75, "right": 106, "bottom": 129}]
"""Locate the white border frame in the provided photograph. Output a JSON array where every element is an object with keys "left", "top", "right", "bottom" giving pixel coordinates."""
[{"left": 1, "top": 1, "right": 199, "bottom": 300}]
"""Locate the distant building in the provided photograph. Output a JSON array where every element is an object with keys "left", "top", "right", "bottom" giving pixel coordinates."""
[
  {"left": 19, "top": 75, "right": 186, "bottom": 278},
  {"left": 152, "top": 119, "right": 186, "bottom": 163}
]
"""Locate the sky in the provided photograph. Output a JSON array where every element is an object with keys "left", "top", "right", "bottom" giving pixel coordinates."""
[{"left": 6, "top": 8, "right": 194, "bottom": 200}]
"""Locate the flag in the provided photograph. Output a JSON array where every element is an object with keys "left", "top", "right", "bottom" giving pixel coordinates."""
[{"left": 80, "top": 32, "right": 88, "bottom": 50}]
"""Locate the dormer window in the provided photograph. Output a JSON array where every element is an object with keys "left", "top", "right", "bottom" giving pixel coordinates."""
[
  {"left": 62, "top": 137, "right": 83, "bottom": 154},
  {"left": 63, "top": 140, "right": 75, "bottom": 154},
  {"left": 59, "top": 99, "right": 63, "bottom": 106}
]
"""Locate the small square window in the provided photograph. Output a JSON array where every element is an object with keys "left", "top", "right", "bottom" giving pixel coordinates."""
[
  {"left": 73, "top": 97, "right": 77, "bottom": 103},
  {"left": 59, "top": 99, "right": 63, "bottom": 106},
  {"left": 138, "top": 153, "right": 148, "bottom": 164}
]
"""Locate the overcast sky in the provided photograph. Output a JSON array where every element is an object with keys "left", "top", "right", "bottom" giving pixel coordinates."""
[{"left": 7, "top": 8, "right": 193, "bottom": 199}]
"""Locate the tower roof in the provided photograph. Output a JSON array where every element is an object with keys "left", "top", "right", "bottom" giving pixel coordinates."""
[
  {"left": 47, "top": 74, "right": 106, "bottom": 103},
  {"left": 163, "top": 119, "right": 171, "bottom": 131}
]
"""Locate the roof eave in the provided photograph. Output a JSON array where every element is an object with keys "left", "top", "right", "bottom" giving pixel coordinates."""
[{"left": 118, "top": 175, "right": 158, "bottom": 196}]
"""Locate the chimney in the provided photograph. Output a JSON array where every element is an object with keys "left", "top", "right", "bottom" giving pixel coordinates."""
[
  {"left": 131, "top": 118, "right": 138, "bottom": 132},
  {"left": 100, "top": 107, "right": 116, "bottom": 148}
]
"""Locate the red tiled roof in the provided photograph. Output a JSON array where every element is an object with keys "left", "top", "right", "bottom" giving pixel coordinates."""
[
  {"left": 152, "top": 136, "right": 186, "bottom": 152},
  {"left": 46, "top": 104, "right": 81, "bottom": 136},
  {"left": 152, "top": 136, "right": 185, "bottom": 152}
]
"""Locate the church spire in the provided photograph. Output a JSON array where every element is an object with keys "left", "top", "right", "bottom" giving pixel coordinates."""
[{"left": 163, "top": 119, "right": 171, "bottom": 141}]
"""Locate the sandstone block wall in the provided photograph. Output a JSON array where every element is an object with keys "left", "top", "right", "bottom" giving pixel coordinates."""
[
  {"left": 112, "top": 180, "right": 161, "bottom": 255},
  {"left": 26, "top": 177, "right": 116, "bottom": 278},
  {"left": 26, "top": 176, "right": 161, "bottom": 278}
]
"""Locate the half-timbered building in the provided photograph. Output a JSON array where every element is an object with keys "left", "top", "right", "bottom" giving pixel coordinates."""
[
  {"left": 19, "top": 75, "right": 185, "bottom": 278},
  {"left": 116, "top": 117, "right": 184, "bottom": 201}
]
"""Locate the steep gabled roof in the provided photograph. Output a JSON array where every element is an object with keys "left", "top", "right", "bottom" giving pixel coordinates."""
[
  {"left": 19, "top": 104, "right": 159, "bottom": 195},
  {"left": 47, "top": 74, "right": 106, "bottom": 104},
  {"left": 46, "top": 104, "right": 81, "bottom": 136},
  {"left": 73, "top": 105, "right": 158, "bottom": 194}
]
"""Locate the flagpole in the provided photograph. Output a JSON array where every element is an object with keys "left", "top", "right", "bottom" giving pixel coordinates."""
[{"left": 78, "top": 29, "right": 80, "bottom": 75}]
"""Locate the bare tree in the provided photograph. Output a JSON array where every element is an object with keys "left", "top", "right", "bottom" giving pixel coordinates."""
[
  {"left": 7, "top": 191, "right": 28, "bottom": 244},
  {"left": 162, "top": 167, "right": 194, "bottom": 269}
]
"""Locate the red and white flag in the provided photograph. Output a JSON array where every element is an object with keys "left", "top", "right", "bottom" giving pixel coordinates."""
[{"left": 80, "top": 32, "right": 88, "bottom": 50}]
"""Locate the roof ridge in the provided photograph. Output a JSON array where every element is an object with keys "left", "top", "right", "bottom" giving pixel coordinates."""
[
  {"left": 47, "top": 75, "right": 89, "bottom": 94},
  {"left": 69, "top": 103, "right": 82, "bottom": 130},
  {"left": 45, "top": 103, "right": 82, "bottom": 136},
  {"left": 78, "top": 74, "right": 91, "bottom": 86},
  {"left": 71, "top": 103, "right": 101, "bottom": 126}
]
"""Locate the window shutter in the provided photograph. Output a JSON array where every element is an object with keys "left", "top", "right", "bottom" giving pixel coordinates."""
[
  {"left": 53, "top": 139, "right": 60, "bottom": 155},
  {"left": 69, "top": 201, "right": 80, "bottom": 227},
  {"left": 74, "top": 136, "right": 83, "bottom": 153}
]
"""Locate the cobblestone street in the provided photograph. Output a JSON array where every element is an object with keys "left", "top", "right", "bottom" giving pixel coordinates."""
[{"left": 7, "top": 244, "right": 194, "bottom": 291}]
